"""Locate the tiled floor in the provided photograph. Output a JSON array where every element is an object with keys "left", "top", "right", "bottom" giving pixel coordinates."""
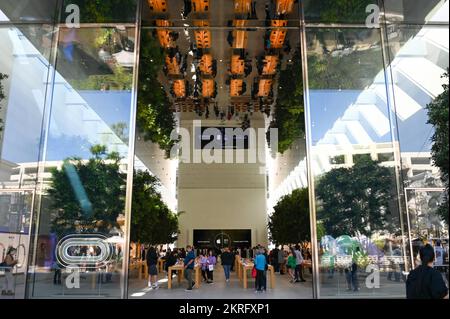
[
  {"left": 127, "top": 267, "right": 314, "bottom": 299},
  {"left": 2, "top": 269, "right": 410, "bottom": 299}
]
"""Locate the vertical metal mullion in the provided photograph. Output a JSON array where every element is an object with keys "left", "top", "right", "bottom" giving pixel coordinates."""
[
  {"left": 378, "top": 0, "right": 413, "bottom": 273},
  {"left": 299, "top": 1, "right": 320, "bottom": 300},
  {"left": 25, "top": 0, "right": 64, "bottom": 299},
  {"left": 121, "top": 0, "right": 143, "bottom": 300}
]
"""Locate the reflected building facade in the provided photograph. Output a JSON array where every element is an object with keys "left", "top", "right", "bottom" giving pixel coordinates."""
[{"left": 0, "top": 0, "right": 448, "bottom": 299}]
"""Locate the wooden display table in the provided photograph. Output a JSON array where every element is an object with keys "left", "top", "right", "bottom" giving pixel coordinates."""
[
  {"left": 234, "top": 0, "right": 252, "bottom": 13},
  {"left": 276, "top": 0, "right": 295, "bottom": 14},
  {"left": 238, "top": 260, "right": 275, "bottom": 289},
  {"left": 167, "top": 264, "right": 201, "bottom": 289},
  {"left": 158, "top": 259, "right": 165, "bottom": 273}
]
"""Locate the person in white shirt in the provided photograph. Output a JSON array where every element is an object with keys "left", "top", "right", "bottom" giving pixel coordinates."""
[
  {"left": 434, "top": 240, "right": 445, "bottom": 268},
  {"left": 294, "top": 245, "right": 306, "bottom": 282}
]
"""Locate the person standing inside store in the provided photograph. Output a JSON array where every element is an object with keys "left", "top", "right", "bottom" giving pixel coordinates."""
[
  {"left": 221, "top": 247, "right": 234, "bottom": 282},
  {"left": 1, "top": 247, "right": 18, "bottom": 296},
  {"left": 278, "top": 246, "right": 286, "bottom": 275},
  {"left": 287, "top": 249, "right": 297, "bottom": 283},
  {"left": 254, "top": 249, "right": 267, "bottom": 293},
  {"left": 146, "top": 246, "right": 159, "bottom": 290},
  {"left": 184, "top": 245, "right": 196, "bottom": 291},
  {"left": 294, "top": 245, "right": 306, "bottom": 282},
  {"left": 407, "top": 244, "right": 449, "bottom": 299},
  {"left": 271, "top": 246, "right": 280, "bottom": 273},
  {"left": 206, "top": 250, "right": 217, "bottom": 283},
  {"left": 199, "top": 252, "right": 208, "bottom": 282}
]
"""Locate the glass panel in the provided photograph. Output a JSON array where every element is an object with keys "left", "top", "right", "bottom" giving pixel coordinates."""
[
  {"left": 303, "top": 0, "right": 378, "bottom": 24},
  {"left": 27, "top": 25, "right": 137, "bottom": 298},
  {"left": 1, "top": 24, "right": 53, "bottom": 299},
  {"left": 306, "top": 27, "right": 408, "bottom": 298},
  {"left": 383, "top": 0, "right": 449, "bottom": 25},
  {"left": 127, "top": 0, "right": 311, "bottom": 298},
  {"left": 61, "top": 0, "right": 138, "bottom": 23},
  {"left": 385, "top": 23, "right": 449, "bottom": 271},
  {"left": 0, "top": 0, "right": 58, "bottom": 23}
]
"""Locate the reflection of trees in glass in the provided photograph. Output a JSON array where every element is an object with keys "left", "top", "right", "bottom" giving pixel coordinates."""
[
  {"left": 268, "top": 188, "right": 324, "bottom": 244},
  {"left": 130, "top": 170, "right": 179, "bottom": 245},
  {"left": 71, "top": 66, "right": 132, "bottom": 91},
  {"left": 111, "top": 122, "right": 128, "bottom": 141},
  {"left": 305, "top": 0, "right": 375, "bottom": 23},
  {"left": 267, "top": 51, "right": 305, "bottom": 154},
  {"left": 137, "top": 31, "right": 177, "bottom": 158},
  {"left": 308, "top": 46, "right": 382, "bottom": 90},
  {"left": 408, "top": 191, "right": 446, "bottom": 238},
  {"left": 63, "top": 0, "right": 137, "bottom": 23},
  {"left": 0, "top": 73, "right": 8, "bottom": 132},
  {"left": 49, "top": 145, "right": 125, "bottom": 238},
  {"left": 426, "top": 70, "right": 449, "bottom": 225},
  {"left": 316, "top": 155, "right": 397, "bottom": 237}
]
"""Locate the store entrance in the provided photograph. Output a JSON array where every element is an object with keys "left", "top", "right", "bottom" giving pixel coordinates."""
[{"left": 126, "top": 0, "right": 313, "bottom": 299}]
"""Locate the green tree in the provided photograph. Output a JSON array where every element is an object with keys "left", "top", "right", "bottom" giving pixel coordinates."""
[
  {"left": 49, "top": 145, "right": 126, "bottom": 238},
  {"left": 136, "top": 30, "right": 177, "bottom": 157},
  {"left": 426, "top": 70, "right": 449, "bottom": 225},
  {"left": 267, "top": 51, "right": 305, "bottom": 153},
  {"left": 130, "top": 170, "right": 179, "bottom": 245},
  {"left": 63, "top": 0, "right": 137, "bottom": 23},
  {"left": 305, "top": 0, "right": 375, "bottom": 23},
  {"left": 316, "top": 155, "right": 396, "bottom": 237},
  {"left": 268, "top": 188, "right": 311, "bottom": 245},
  {"left": 0, "top": 73, "right": 8, "bottom": 132}
]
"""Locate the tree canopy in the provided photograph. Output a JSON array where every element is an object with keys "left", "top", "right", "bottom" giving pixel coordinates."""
[
  {"left": 136, "top": 30, "right": 177, "bottom": 157},
  {"left": 268, "top": 188, "right": 313, "bottom": 245},
  {"left": 267, "top": 51, "right": 305, "bottom": 154},
  {"left": 305, "top": 0, "right": 376, "bottom": 23},
  {"left": 426, "top": 70, "right": 449, "bottom": 225},
  {"left": 63, "top": 0, "right": 137, "bottom": 23},
  {"left": 316, "top": 155, "right": 397, "bottom": 237},
  {"left": 130, "top": 170, "right": 179, "bottom": 245},
  {"left": 49, "top": 145, "right": 125, "bottom": 238}
]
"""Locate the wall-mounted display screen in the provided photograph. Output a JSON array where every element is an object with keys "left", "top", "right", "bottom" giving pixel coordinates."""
[
  {"left": 193, "top": 229, "right": 251, "bottom": 250},
  {"left": 195, "top": 127, "right": 249, "bottom": 150}
]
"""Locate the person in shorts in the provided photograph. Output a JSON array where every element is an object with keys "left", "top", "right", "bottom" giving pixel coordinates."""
[{"left": 146, "top": 246, "right": 159, "bottom": 290}]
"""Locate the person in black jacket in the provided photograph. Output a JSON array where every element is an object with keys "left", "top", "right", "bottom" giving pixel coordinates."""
[
  {"left": 146, "top": 246, "right": 159, "bottom": 290},
  {"left": 221, "top": 247, "right": 234, "bottom": 282},
  {"left": 406, "top": 244, "right": 449, "bottom": 299}
]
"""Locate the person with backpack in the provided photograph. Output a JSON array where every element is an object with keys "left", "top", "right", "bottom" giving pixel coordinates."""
[
  {"left": 406, "top": 244, "right": 449, "bottom": 299},
  {"left": 1, "top": 247, "right": 18, "bottom": 296}
]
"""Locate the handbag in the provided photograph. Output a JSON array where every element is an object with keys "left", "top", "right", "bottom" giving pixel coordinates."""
[
  {"left": 208, "top": 264, "right": 214, "bottom": 271},
  {"left": 251, "top": 266, "right": 257, "bottom": 278}
]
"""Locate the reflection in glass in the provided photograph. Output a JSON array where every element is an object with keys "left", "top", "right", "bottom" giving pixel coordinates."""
[
  {"left": 306, "top": 27, "right": 407, "bottom": 297},
  {"left": 26, "top": 25, "right": 136, "bottom": 298},
  {"left": 1, "top": 24, "right": 55, "bottom": 299}
]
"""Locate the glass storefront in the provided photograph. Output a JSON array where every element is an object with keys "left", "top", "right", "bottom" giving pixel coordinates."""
[{"left": 0, "top": 0, "right": 448, "bottom": 299}]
